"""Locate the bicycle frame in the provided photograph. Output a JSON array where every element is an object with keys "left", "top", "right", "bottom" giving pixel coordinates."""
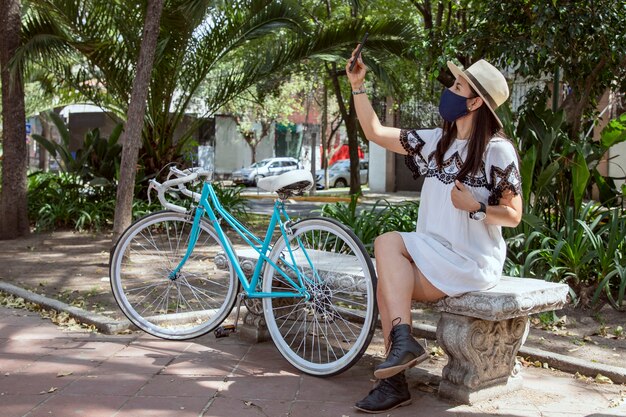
[{"left": 170, "top": 180, "right": 315, "bottom": 300}]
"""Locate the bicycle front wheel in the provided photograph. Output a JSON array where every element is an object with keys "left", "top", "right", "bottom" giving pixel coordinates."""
[
  {"left": 110, "top": 211, "right": 239, "bottom": 339},
  {"left": 262, "top": 217, "right": 378, "bottom": 376}
]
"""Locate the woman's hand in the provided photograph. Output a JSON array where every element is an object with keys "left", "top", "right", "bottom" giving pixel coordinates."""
[
  {"left": 346, "top": 46, "right": 367, "bottom": 89},
  {"left": 451, "top": 180, "right": 480, "bottom": 212}
]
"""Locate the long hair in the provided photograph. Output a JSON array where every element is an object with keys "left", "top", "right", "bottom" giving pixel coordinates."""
[{"left": 434, "top": 92, "right": 504, "bottom": 182}]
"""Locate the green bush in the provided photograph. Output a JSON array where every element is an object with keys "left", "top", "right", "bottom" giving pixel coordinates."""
[
  {"left": 27, "top": 172, "right": 248, "bottom": 232},
  {"left": 504, "top": 201, "right": 626, "bottom": 311},
  {"left": 28, "top": 172, "right": 117, "bottom": 231}
]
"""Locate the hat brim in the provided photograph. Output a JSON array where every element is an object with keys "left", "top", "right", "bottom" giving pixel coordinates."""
[{"left": 447, "top": 61, "right": 503, "bottom": 128}]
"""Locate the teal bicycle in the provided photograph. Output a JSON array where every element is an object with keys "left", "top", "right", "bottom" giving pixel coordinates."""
[{"left": 109, "top": 166, "right": 377, "bottom": 376}]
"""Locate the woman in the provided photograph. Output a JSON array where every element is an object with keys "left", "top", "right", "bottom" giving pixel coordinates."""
[{"left": 347, "top": 49, "right": 523, "bottom": 414}]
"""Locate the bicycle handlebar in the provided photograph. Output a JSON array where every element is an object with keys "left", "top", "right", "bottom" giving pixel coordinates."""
[{"left": 149, "top": 166, "right": 210, "bottom": 213}]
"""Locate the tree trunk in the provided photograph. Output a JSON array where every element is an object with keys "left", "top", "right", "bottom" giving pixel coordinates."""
[
  {"left": 329, "top": 63, "right": 361, "bottom": 195},
  {"left": 0, "top": 0, "right": 29, "bottom": 240},
  {"left": 111, "top": 0, "right": 164, "bottom": 246}
]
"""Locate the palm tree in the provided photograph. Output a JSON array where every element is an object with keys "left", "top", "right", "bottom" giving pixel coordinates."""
[
  {"left": 0, "top": 0, "right": 29, "bottom": 239},
  {"left": 113, "top": 0, "right": 164, "bottom": 243},
  {"left": 17, "top": 1, "right": 417, "bottom": 203},
  {"left": 18, "top": 0, "right": 311, "bottom": 177}
]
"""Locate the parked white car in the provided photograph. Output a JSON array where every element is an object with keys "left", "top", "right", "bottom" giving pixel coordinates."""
[
  {"left": 232, "top": 157, "right": 301, "bottom": 186},
  {"left": 316, "top": 159, "right": 368, "bottom": 189}
]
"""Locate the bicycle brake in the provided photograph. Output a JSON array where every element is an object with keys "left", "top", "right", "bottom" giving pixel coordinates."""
[{"left": 147, "top": 180, "right": 158, "bottom": 205}]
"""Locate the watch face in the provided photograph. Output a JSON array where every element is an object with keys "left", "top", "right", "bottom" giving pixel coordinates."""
[{"left": 472, "top": 211, "right": 487, "bottom": 221}]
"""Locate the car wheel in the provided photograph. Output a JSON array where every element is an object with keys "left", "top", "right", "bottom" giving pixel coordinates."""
[{"left": 334, "top": 178, "right": 348, "bottom": 188}]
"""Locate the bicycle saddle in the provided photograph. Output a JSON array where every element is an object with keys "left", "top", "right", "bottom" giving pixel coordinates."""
[{"left": 256, "top": 169, "right": 314, "bottom": 196}]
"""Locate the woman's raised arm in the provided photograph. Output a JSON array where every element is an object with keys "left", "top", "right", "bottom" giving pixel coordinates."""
[{"left": 346, "top": 48, "right": 407, "bottom": 155}]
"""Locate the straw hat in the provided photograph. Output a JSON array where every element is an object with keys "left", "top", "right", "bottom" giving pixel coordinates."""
[{"left": 447, "top": 60, "right": 509, "bottom": 127}]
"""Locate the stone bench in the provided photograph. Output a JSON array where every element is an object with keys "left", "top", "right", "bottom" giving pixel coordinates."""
[
  {"left": 228, "top": 250, "right": 569, "bottom": 404},
  {"left": 432, "top": 276, "right": 569, "bottom": 404}
]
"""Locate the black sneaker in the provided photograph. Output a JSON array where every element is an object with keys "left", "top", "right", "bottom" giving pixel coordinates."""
[
  {"left": 374, "top": 323, "right": 429, "bottom": 379},
  {"left": 354, "top": 372, "right": 411, "bottom": 413}
]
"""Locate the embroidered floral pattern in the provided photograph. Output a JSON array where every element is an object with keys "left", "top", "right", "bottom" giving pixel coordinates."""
[
  {"left": 488, "top": 162, "right": 522, "bottom": 205},
  {"left": 424, "top": 152, "right": 488, "bottom": 187},
  {"left": 400, "top": 129, "right": 427, "bottom": 178},
  {"left": 400, "top": 130, "right": 520, "bottom": 196}
]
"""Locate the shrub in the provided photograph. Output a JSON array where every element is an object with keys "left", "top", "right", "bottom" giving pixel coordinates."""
[{"left": 28, "top": 172, "right": 117, "bottom": 231}]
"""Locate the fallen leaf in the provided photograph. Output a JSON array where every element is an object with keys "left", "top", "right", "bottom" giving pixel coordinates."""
[
  {"left": 595, "top": 374, "right": 613, "bottom": 384},
  {"left": 47, "top": 387, "right": 58, "bottom": 393},
  {"left": 574, "top": 372, "right": 588, "bottom": 380},
  {"left": 56, "top": 371, "right": 73, "bottom": 378}
]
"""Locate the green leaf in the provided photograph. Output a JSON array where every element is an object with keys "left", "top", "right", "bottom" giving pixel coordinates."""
[
  {"left": 520, "top": 145, "right": 537, "bottom": 201},
  {"left": 536, "top": 161, "right": 560, "bottom": 190},
  {"left": 572, "top": 151, "right": 590, "bottom": 209},
  {"left": 600, "top": 113, "right": 626, "bottom": 148}
]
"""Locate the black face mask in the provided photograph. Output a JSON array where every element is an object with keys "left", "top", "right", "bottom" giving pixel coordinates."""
[{"left": 438, "top": 88, "right": 469, "bottom": 123}]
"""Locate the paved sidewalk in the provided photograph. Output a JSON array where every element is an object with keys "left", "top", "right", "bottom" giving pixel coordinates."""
[{"left": 1, "top": 306, "right": 624, "bottom": 417}]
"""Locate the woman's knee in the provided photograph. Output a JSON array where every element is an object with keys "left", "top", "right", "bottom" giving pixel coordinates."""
[{"left": 373, "top": 232, "right": 403, "bottom": 259}]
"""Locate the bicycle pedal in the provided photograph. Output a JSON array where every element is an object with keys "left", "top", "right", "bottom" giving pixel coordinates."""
[{"left": 214, "top": 324, "right": 236, "bottom": 338}]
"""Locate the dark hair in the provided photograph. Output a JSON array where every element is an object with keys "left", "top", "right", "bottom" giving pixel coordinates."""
[{"left": 434, "top": 91, "right": 504, "bottom": 182}]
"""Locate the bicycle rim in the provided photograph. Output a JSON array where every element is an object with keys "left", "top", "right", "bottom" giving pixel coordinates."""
[
  {"left": 262, "top": 217, "right": 377, "bottom": 376},
  {"left": 110, "top": 211, "right": 239, "bottom": 339}
]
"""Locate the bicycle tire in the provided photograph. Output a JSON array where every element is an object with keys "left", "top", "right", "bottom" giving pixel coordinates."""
[
  {"left": 262, "top": 217, "right": 378, "bottom": 376},
  {"left": 110, "top": 210, "right": 239, "bottom": 340}
]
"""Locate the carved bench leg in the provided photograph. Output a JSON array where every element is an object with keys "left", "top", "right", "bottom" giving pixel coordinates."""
[
  {"left": 436, "top": 312, "right": 528, "bottom": 404},
  {"left": 237, "top": 311, "right": 271, "bottom": 343}
]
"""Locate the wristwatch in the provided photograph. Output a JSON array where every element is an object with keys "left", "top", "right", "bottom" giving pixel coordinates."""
[{"left": 470, "top": 202, "right": 487, "bottom": 221}]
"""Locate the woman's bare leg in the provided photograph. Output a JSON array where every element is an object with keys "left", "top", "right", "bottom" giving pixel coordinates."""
[{"left": 374, "top": 232, "right": 446, "bottom": 347}]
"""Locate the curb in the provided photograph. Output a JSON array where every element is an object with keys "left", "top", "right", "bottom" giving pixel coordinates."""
[
  {"left": 2, "top": 280, "right": 625, "bottom": 384},
  {"left": 0, "top": 282, "right": 132, "bottom": 335},
  {"left": 412, "top": 322, "right": 626, "bottom": 384}
]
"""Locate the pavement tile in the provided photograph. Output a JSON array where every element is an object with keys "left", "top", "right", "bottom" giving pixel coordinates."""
[
  {"left": 4, "top": 325, "right": 78, "bottom": 340},
  {"left": 207, "top": 396, "right": 291, "bottom": 417},
  {"left": 113, "top": 344, "right": 185, "bottom": 358},
  {"left": 232, "top": 357, "right": 300, "bottom": 377},
  {"left": 0, "top": 354, "right": 37, "bottom": 373},
  {"left": 0, "top": 373, "right": 76, "bottom": 395},
  {"left": 160, "top": 353, "right": 240, "bottom": 377},
  {"left": 62, "top": 373, "right": 153, "bottom": 396},
  {"left": 115, "top": 395, "right": 208, "bottom": 417},
  {"left": 137, "top": 374, "right": 222, "bottom": 397},
  {"left": 123, "top": 338, "right": 194, "bottom": 356},
  {"left": 218, "top": 374, "right": 301, "bottom": 401},
  {"left": 18, "top": 354, "right": 102, "bottom": 376},
  {"left": 0, "top": 394, "right": 48, "bottom": 417},
  {"left": 94, "top": 354, "right": 172, "bottom": 375},
  {"left": 1, "top": 339, "right": 70, "bottom": 355},
  {"left": 24, "top": 394, "right": 128, "bottom": 417},
  {"left": 296, "top": 373, "right": 377, "bottom": 402},
  {"left": 52, "top": 339, "right": 130, "bottom": 359}
]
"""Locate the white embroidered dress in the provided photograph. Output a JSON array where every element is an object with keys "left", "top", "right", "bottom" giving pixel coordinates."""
[{"left": 398, "top": 128, "right": 522, "bottom": 296}]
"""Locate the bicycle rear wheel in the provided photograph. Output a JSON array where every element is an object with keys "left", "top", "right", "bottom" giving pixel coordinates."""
[
  {"left": 110, "top": 210, "right": 239, "bottom": 339},
  {"left": 262, "top": 217, "right": 377, "bottom": 376}
]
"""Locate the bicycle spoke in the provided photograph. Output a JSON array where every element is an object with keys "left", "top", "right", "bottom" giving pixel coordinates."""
[
  {"left": 111, "top": 212, "right": 238, "bottom": 339},
  {"left": 262, "top": 218, "right": 377, "bottom": 376}
]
